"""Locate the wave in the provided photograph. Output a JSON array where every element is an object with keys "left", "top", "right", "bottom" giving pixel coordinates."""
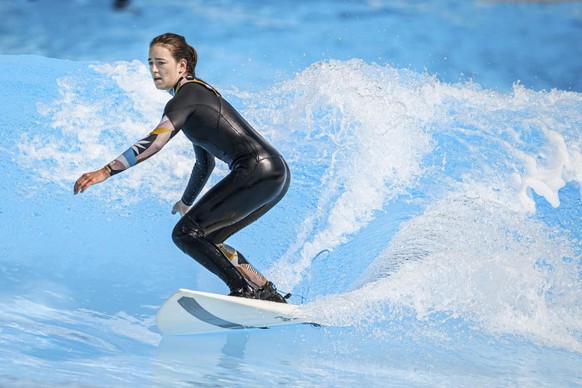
[{"left": 2, "top": 55, "right": 581, "bottom": 353}]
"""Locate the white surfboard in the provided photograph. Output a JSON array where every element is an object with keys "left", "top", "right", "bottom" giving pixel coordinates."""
[{"left": 156, "top": 289, "right": 309, "bottom": 335}]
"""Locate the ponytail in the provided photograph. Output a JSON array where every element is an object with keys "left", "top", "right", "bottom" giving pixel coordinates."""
[{"left": 187, "top": 45, "right": 198, "bottom": 76}]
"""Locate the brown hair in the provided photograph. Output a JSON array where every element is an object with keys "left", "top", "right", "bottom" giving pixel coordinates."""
[{"left": 150, "top": 33, "right": 198, "bottom": 77}]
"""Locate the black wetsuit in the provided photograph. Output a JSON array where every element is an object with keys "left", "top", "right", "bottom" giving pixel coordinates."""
[{"left": 106, "top": 77, "right": 290, "bottom": 292}]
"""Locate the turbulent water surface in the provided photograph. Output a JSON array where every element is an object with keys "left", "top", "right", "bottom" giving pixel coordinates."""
[{"left": 0, "top": 0, "right": 581, "bottom": 386}]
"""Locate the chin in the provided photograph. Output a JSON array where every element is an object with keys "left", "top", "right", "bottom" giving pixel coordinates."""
[{"left": 153, "top": 82, "right": 166, "bottom": 90}]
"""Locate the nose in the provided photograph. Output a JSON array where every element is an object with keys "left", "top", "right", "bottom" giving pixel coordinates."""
[{"left": 149, "top": 63, "right": 158, "bottom": 74}]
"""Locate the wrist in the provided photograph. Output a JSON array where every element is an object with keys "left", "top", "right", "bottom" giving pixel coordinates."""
[{"left": 103, "top": 165, "right": 112, "bottom": 177}]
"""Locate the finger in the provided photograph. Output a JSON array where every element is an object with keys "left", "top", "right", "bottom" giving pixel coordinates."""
[
  {"left": 81, "top": 179, "right": 93, "bottom": 193},
  {"left": 74, "top": 178, "right": 84, "bottom": 195},
  {"left": 74, "top": 176, "right": 92, "bottom": 194}
]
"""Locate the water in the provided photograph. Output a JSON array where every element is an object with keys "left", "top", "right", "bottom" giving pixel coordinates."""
[{"left": 1, "top": 0, "right": 581, "bottom": 386}]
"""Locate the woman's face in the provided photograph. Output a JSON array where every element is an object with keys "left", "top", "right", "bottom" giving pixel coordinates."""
[{"left": 148, "top": 44, "right": 186, "bottom": 91}]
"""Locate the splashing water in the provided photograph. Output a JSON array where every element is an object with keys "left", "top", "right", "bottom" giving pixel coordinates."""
[{"left": 2, "top": 55, "right": 581, "bottom": 385}]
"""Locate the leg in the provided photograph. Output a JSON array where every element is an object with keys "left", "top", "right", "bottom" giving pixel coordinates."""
[
  {"left": 216, "top": 243, "right": 269, "bottom": 288},
  {"left": 172, "top": 157, "right": 289, "bottom": 297},
  {"left": 172, "top": 218, "right": 250, "bottom": 293},
  {"left": 206, "top": 157, "right": 290, "bottom": 242},
  {"left": 207, "top": 159, "right": 290, "bottom": 287}
]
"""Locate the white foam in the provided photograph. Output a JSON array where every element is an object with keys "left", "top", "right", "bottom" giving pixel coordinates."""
[
  {"left": 17, "top": 61, "right": 582, "bottom": 342},
  {"left": 231, "top": 60, "right": 582, "bottom": 297},
  {"left": 305, "top": 194, "right": 582, "bottom": 352},
  {"left": 21, "top": 59, "right": 582, "bottom": 214},
  {"left": 514, "top": 129, "right": 581, "bottom": 210},
  {"left": 251, "top": 60, "right": 436, "bottom": 288},
  {"left": 440, "top": 84, "right": 582, "bottom": 213},
  {"left": 226, "top": 62, "right": 582, "bottom": 350},
  {"left": 22, "top": 60, "right": 208, "bottom": 204}
]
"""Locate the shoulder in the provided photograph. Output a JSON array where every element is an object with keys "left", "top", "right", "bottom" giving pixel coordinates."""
[
  {"left": 173, "top": 81, "right": 219, "bottom": 102},
  {"left": 164, "top": 84, "right": 198, "bottom": 111}
]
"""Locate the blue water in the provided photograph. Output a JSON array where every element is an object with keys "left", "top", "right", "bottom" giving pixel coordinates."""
[{"left": 1, "top": 0, "right": 581, "bottom": 386}]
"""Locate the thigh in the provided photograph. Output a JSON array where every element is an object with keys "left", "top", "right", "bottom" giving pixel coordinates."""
[
  {"left": 207, "top": 158, "right": 290, "bottom": 243},
  {"left": 185, "top": 157, "right": 288, "bottom": 237}
]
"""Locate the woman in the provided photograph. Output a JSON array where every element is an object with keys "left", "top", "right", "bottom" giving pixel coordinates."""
[{"left": 74, "top": 33, "right": 290, "bottom": 303}]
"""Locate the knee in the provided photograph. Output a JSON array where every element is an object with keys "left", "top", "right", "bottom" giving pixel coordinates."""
[{"left": 172, "top": 216, "right": 204, "bottom": 251}]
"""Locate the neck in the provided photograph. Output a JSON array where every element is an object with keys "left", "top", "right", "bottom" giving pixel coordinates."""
[{"left": 170, "top": 76, "right": 187, "bottom": 96}]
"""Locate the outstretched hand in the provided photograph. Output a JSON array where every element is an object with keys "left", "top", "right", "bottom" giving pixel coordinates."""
[{"left": 74, "top": 168, "right": 110, "bottom": 194}]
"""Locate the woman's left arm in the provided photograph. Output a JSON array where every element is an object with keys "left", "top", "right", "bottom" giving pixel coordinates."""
[{"left": 74, "top": 116, "right": 177, "bottom": 194}]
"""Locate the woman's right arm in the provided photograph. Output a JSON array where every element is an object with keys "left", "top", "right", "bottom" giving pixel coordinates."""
[
  {"left": 73, "top": 115, "right": 178, "bottom": 194},
  {"left": 105, "top": 115, "right": 178, "bottom": 176}
]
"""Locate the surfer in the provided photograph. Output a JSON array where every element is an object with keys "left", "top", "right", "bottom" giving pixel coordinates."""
[{"left": 73, "top": 33, "right": 290, "bottom": 303}]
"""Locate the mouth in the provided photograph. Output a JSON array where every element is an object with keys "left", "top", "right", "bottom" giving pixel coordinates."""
[{"left": 153, "top": 76, "right": 162, "bottom": 82}]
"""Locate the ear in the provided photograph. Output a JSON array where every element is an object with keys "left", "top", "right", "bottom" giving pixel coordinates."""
[{"left": 178, "top": 58, "right": 187, "bottom": 74}]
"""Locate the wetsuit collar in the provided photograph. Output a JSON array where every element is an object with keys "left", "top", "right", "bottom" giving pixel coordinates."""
[
  {"left": 170, "top": 76, "right": 191, "bottom": 96},
  {"left": 170, "top": 76, "right": 220, "bottom": 97}
]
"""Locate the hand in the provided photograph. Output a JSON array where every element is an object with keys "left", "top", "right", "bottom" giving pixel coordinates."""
[
  {"left": 172, "top": 199, "right": 190, "bottom": 217},
  {"left": 74, "top": 168, "right": 110, "bottom": 195}
]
